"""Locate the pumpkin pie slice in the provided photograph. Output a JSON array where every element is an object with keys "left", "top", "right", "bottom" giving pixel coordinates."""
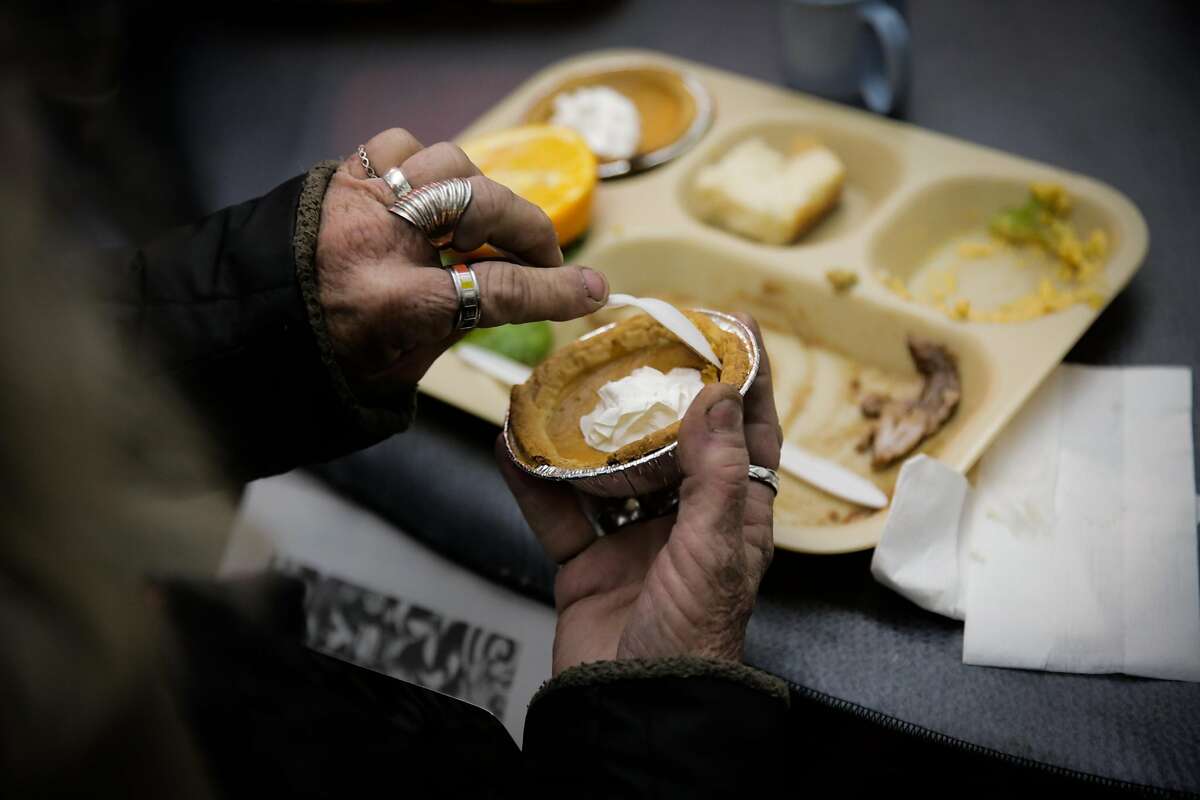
[{"left": 508, "top": 311, "right": 752, "bottom": 471}]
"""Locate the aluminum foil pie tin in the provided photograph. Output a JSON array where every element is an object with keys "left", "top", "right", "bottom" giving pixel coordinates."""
[
  {"left": 521, "top": 65, "right": 714, "bottom": 179},
  {"left": 504, "top": 309, "right": 761, "bottom": 498}
]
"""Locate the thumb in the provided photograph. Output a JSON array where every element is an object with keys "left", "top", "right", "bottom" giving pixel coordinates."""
[
  {"left": 468, "top": 261, "right": 609, "bottom": 326},
  {"left": 672, "top": 384, "right": 749, "bottom": 570}
]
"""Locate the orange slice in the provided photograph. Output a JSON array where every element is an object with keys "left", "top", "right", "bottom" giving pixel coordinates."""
[{"left": 461, "top": 124, "right": 597, "bottom": 248}]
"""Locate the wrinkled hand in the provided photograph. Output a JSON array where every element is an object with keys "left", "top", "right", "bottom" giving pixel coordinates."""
[
  {"left": 317, "top": 128, "right": 609, "bottom": 405},
  {"left": 499, "top": 317, "right": 782, "bottom": 674}
]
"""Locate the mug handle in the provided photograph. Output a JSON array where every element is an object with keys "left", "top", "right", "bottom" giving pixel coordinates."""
[{"left": 858, "top": 1, "right": 911, "bottom": 115}]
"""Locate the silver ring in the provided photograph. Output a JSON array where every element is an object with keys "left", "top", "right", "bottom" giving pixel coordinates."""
[
  {"left": 446, "top": 263, "right": 482, "bottom": 331},
  {"left": 388, "top": 177, "right": 473, "bottom": 249},
  {"left": 748, "top": 465, "right": 780, "bottom": 495},
  {"left": 578, "top": 488, "right": 680, "bottom": 539},
  {"left": 382, "top": 166, "right": 413, "bottom": 200},
  {"left": 356, "top": 144, "right": 377, "bottom": 179}
]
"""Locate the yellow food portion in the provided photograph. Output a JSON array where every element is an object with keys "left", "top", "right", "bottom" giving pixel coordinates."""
[
  {"left": 957, "top": 241, "right": 998, "bottom": 259},
  {"left": 970, "top": 278, "right": 1105, "bottom": 322},
  {"left": 926, "top": 267, "right": 958, "bottom": 302},
  {"left": 989, "top": 183, "right": 1107, "bottom": 278},
  {"left": 825, "top": 268, "right": 859, "bottom": 293},
  {"left": 882, "top": 183, "right": 1110, "bottom": 323},
  {"left": 461, "top": 124, "right": 597, "bottom": 247},
  {"left": 1031, "top": 181, "right": 1071, "bottom": 215},
  {"left": 877, "top": 270, "right": 912, "bottom": 301}
]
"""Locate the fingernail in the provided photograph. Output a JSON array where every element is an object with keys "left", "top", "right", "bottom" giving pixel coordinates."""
[
  {"left": 707, "top": 396, "right": 742, "bottom": 433},
  {"left": 581, "top": 268, "right": 608, "bottom": 303}
]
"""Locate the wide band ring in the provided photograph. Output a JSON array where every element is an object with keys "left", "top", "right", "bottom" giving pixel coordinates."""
[
  {"left": 446, "top": 263, "right": 482, "bottom": 332},
  {"left": 748, "top": 465, "right": 780, "bottom": 495},
  {"left": 382, "top": 167, "right": 413, "bottom": 200},
  {"left": 388, "top": 177, "right": 473, "bottom": 249}
]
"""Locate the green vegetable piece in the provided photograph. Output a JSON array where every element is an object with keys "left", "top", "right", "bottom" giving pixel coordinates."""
[
  {"left": 989, "top": 197, "right": 1043, "bottom": 243},
  {"left": 462, "top": 321, "right": 554, "bottom": 366}
]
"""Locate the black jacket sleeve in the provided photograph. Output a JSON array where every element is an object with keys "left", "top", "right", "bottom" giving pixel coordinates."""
[
  {"left": 95, "top": 161, "right": 413, "bottom": 480},
  {"left": 522, "top": 657, "right": 791, "bottom": 799}
]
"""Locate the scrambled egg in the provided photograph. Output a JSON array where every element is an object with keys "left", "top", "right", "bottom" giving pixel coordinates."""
[
  {"left": 957, "top": 241, "right": 998, "bottom": 259},
  {"left": 883, "top": 183, "right": 1110, "bottom": 323},
  {"left": 926, "top": 266, "right": 958, "bottom": 302},
  {"left": 989, "top": 183, "right": 1108, "bottom": 277},
  {"left": 969, "top": 278, "right": 1105, "bottom": 323},
  {"left": 878, "top": 271, "right": 913, "bottom": 300}
]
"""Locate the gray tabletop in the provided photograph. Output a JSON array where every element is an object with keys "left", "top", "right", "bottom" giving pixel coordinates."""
[{"left": 169, "top": 0, "right": 1200, "bottom": 793}]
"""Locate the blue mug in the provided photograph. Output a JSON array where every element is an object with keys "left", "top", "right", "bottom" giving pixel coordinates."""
[{"left": 779, "top": 0, "right": 911, "bottom": 115}]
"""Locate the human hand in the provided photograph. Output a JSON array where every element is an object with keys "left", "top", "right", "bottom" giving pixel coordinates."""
[
  {"left": 498, "top": 317, "right": 782, "bottom": 674},
  {"left": 317, "top": 128, "right": 609, "bottom": 405}
]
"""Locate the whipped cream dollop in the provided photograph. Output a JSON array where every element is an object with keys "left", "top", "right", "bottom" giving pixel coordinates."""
[
  {"left": 580, "top": 366, "right": 705, "bottom": 453},
  {"left": 550, "top": 86, "right": 641, "bottom": 161}
]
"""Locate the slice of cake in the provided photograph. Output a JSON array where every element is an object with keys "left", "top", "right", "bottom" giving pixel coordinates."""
[{"left": 693, "top": 137, "right": 846, "bottom": 245}]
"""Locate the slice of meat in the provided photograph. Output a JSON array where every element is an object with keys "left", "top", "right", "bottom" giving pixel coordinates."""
[{"left": 867, "top": 338, "right": 961, "bottom": 469}]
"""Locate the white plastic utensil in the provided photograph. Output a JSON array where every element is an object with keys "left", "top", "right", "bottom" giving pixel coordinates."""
[
  {"left": 780, "top": 441, "right": 889, "bottom": 509},
  {"left": 456, "top": 292, "right": 724, "bottom": 387},
  {"left": 456, "top": 343, "right": 533, "bottom": 386},
  {"left": 605, "top": 293, "right": 722, "bottom": 368}
]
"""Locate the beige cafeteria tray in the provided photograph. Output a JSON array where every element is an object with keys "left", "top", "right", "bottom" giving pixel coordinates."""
[{"left": 421, "top": 49, "right": 1148, "bottom": 555}]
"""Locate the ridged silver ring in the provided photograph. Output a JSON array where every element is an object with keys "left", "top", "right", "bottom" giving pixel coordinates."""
[{"left": 388, "top": 177, "right": 473, "bottom": 249}]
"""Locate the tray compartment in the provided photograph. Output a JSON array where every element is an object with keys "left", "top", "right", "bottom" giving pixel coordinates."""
[{"left": 868, "top": 176, "right": 1120, "bottom": 320}]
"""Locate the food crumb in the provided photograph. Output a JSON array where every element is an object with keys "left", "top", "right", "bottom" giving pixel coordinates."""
[
  {"left": 957, "top": 240, "right": 998, "bottom": 259},
  {"left": 826, "top": 268, "right": 858, "bottom": 293},
  {"left": 927, "top": 267, "right": 958, "bottom": 303},
  {"left": 879, "top": 272, "right": 912, "bottom": 300},
  {"left": 860, "top": 393, "right": 887, "bottom": 418},
  {"left": 949, "top": 298, "right": 971, "bottom": 321},
  {"left": 1031, "top": 182, "right": 1071, "bottom": 215},
  {"left": 1084, "top": 229, "right": 1109, "bottom": 261}
]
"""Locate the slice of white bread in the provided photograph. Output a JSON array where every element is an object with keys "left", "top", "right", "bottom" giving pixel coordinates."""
[{"left": 693, "top": 137, "right": 846, "bottom": 245}]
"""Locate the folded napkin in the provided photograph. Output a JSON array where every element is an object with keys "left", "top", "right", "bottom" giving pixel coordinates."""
[{"left": 871, "top": 365, "right": 1200, "bottom": 681}]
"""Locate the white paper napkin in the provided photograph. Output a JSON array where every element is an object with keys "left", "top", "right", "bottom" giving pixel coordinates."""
[{"left": 871, "top": 364, "right": 1200, "bottom": 681}]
